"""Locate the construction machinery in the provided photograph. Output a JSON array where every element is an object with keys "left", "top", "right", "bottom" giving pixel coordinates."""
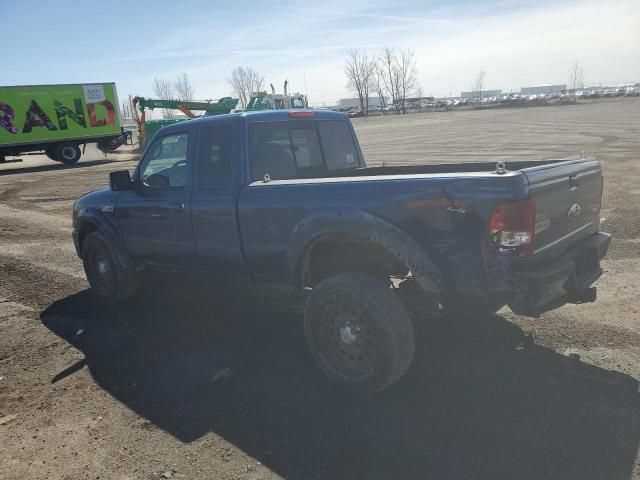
[
  {"left": 132, "top": 96, "right": 238, "bottom": 147},
  {"left": 245, "top": 80, "right": 308, "bottom": 111}
]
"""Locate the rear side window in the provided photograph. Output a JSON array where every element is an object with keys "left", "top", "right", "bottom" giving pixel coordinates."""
[
  {"left": 318, "top": 120, "right": 361, "bottom": 171},
  {"left": 290, "top": 127, "right": 324, "bottom": 174},
  {"left": 196, "top": 124, "right": 232, "bottom": 189},
  {"left": 249, "top": 122, "right": 296, "bottom": 181},
  {"left": 249, "top": 119, "right": 361, "bottom": 181}
]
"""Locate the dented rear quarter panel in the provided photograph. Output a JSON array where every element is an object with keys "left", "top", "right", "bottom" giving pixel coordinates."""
[{"left": 237, "top": 171, "right": 530, "bottom": 287}]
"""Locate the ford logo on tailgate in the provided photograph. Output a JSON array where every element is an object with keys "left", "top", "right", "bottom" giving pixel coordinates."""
[{"left": 567, "top": 203, "right": 582, "bottom": 219}]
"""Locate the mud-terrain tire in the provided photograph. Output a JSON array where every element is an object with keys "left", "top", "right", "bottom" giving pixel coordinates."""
[
  {"left": 82, "top": 231, "right": 138, "bottom": 303},
  {"left": 304, "top": 272, "right": 415, "bottom": 394},
  {"left": 55, "top": 143, "right": 81, "bottom": 164}
]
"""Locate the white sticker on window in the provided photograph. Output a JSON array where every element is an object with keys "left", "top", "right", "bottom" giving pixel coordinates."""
[
  {"left": 83, "top": 85, "right": 106, "bottom": 103},
  {"left": 345, "top": 153, "right": 355, "bottom": 165}
]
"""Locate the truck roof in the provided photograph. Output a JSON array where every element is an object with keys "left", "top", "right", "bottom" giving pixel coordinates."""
[
  {"left": 155, "top": 109, "right": 349, "bottom": 137},
  {"left": 234, "top": 109, "right": 348, "bottom": 122}
]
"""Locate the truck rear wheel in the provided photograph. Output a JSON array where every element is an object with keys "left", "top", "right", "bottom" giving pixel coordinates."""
[
  {"left": 55, "top": 143, "right": 81, "bottom": 164},
  {"left": 304, "top": 272, "right": 415, "bottom": 394},
  {"left": 82, "top": 231, "right": 138, "bottom": 303}
]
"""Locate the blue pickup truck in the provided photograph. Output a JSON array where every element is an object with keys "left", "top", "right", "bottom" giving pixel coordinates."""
[{"left": 72, "top": 109, "right": 610, "bottom": 393}]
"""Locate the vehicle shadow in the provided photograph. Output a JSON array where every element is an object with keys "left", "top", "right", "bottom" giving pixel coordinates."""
[{"left": 41, "top": 280, "right": 640, "bottom": 480}]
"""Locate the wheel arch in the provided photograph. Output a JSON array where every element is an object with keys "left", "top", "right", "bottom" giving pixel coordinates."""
[
  {"left": 288, "top": 209, "right": 443, "bottom": 295},
  {"left": 75, "top": 209, "right": 135, "bottom": 270}
]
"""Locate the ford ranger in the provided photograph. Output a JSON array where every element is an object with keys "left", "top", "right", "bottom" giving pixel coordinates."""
[{"left": 72, "top": 109, "right": 610, "bottom": 393}]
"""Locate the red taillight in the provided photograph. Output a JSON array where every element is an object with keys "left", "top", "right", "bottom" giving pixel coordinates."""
[
  {"left": 289, "top": 111, "right": 315, "bottom": 118},
  {"left": 489, "top": 199, "right": 536, "bottom": 256}
]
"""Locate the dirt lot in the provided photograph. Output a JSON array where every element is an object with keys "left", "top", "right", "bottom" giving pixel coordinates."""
[{"left": 1, "top": 98, "right": 639, "bottom": 480}]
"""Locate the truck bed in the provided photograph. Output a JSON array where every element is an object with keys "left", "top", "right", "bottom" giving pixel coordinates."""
[{"left": 328, "top": 159, "right": 568, "bottom": 177}]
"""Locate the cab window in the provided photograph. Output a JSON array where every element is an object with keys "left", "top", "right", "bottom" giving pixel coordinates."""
[
  {"left": 317, "top": 120, "right": 361, "bottom": 171},
  {"left": 249, "top": 122, "right": 296, "bottom": 181},
  {"left": 140, "top": 133, "right": 189, "bottom": 188},
  {"left": 248, "top": 119, "right": 361, "bottom": 181}
]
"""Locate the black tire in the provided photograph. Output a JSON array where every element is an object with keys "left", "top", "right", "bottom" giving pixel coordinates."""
[
  {"left": 55, "top": 143, "right": 81, "bottom": 164},
  {"left": 304, "top": 272, "right": 415, "bottom": 394},
  {"left": 45, "top": 149, "right": 56, "bottom": 161},
  {"left": 82, "top": 231, "right": 138, "bottom": 303}
]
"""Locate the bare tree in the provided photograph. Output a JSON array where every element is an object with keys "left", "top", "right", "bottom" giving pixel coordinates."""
[
  {"left": 152, "top": 77, "right": 175, "bottom": 119},
  {"left": 395, "top": 48, "right": 418, "bottom": 114},
  {"left": 471, "top": 70, "right": 486, "bottom": 105},
  {"left": 228, "top": 67, "right": 265, "bottom": 109},
  {"left": 380, "top": 46, "right": 400, "bottom": 113},
  {"left": 174, "top": 72, "right": 195, "bottom": 102},
  {"left": 344, "top": 49, "right": 374, "bottom": 115},
  {"left": 378, "top": 46, "right": 399, "bottom": 112},
  {"left": 370, "top": 63, "right": 388, "bottom": 114},
  {"left": 376, "top": 46, "right": 419, "bottom": 114},
  {"left": 569, "top": 62, "right": 585, "bottom": 95}
]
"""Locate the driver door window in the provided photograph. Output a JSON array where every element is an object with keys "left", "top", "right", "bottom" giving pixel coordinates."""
[{"left": 140, "top": 133, "right": 189, "bottom": 188}]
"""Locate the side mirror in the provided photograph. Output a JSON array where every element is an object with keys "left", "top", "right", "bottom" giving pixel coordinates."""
[{"left": 109, "top": 170, "right": 133, "bottom": 191}]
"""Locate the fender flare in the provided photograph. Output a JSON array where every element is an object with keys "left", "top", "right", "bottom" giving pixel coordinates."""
[
  {"left": 75, "top": 208, "right": 136, "bottom": 271},
  {"left": 287, "top": 209, "right": 442, "bottom": 294}
]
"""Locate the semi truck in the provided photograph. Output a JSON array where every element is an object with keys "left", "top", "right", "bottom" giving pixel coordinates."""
[{"left": 0, "top": 82, "right": 131, "bottom": 165}]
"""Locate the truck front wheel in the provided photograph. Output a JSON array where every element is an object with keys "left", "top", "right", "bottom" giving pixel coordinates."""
[
  {"left": 55, "top": 143, "right": 81, "bottom": 164},
  {"left": 82, "top": 232, "right": 138, "bottom": 303},
  {"left": 304, "top": 272, "right": 415, "bottom": 394}
]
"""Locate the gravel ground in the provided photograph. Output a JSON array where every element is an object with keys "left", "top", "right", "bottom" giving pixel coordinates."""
[{"left": 1, "top": 98, "right": 639, "bottom": 480}]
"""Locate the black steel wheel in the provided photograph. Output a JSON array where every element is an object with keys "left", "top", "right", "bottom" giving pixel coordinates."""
[
  {"left": 82, "top": 231, "right": 137, "bottom": 303},
  {"left": 55, "top": 143, "right": 81, "bottom": 164},
  {"left": 319, "top": 299, "right": 376, "bottom": 380},
  {"left": 304, "top": 272, "right": 414, "bottom": 393}
]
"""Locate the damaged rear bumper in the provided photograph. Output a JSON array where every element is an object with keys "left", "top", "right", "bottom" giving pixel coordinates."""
[{"left": 508, "top": 232, "right": 611, "bottom": 317}]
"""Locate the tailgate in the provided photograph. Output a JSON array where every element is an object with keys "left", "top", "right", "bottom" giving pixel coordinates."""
[{"left": 522, "top": 159, "right": 602, "bottom": 255}]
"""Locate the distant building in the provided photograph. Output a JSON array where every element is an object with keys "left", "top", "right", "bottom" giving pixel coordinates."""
[
  {"left": 520, "top": 84, "right": 566, "bottom": 95},
  {"left": 339, "top": 97, "right": 387, "bottom": 108},
  {"left": 461, "top": 89, "right": 502, "bottom": 100}
]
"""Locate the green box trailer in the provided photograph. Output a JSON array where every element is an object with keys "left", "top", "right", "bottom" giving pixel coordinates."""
[{"left": 0, "top": 82, "right": 131, "bottom": 164}]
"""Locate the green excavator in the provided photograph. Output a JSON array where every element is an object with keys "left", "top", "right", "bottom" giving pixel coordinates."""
[
  {"left": 133, "top": 80, "right": 307, "bottom": 148},
  {"left": 132, "top": 96, "right": 238, "bottom": 147}
]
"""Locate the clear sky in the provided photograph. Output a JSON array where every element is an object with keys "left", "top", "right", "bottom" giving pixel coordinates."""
[{"left": 3, "top": 0, "right": 639, "bottom": 106}]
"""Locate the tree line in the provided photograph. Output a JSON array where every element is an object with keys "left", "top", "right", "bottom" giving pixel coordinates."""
[
  {"left": 147, "top": 60, "right": 587, "bottom": 120},
  {"left": 344, "top": 47, "right": 419, "bottom": 115}
]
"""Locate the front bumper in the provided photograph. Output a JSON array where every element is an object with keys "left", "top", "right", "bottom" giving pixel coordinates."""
[{"left": 508, "top": 232, "right": 611, "bottom": 317}]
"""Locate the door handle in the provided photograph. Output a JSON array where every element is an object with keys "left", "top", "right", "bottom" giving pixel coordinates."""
[{"left": 169, "top": 202, "right": 185, "bottom": 212}]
